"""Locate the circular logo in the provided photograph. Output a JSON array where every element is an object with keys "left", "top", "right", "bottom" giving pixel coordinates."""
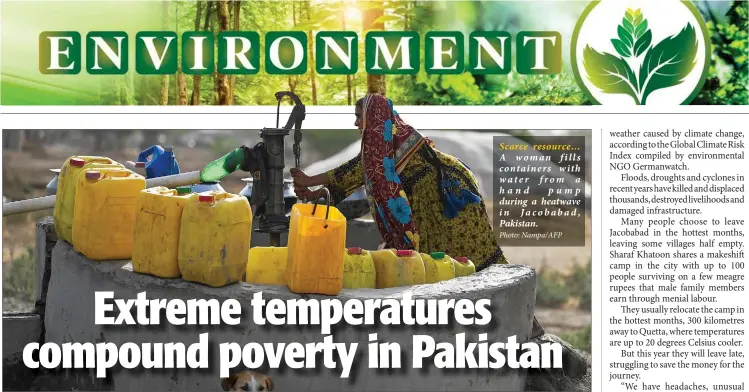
[{"left": 571, "top": 0, "right": 711, "bottom": 105}]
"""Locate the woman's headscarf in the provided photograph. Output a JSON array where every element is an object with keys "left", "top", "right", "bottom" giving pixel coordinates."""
[
  {"left": 358, "top": 93, "right": 482, "bottom": 249},
  {"left": 359, "top": 94, "right": 422, "bottom": 250}
]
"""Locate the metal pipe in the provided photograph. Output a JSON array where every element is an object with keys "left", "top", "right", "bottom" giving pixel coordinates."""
[{"left": 2, "top": 170, "right": 203, "bottom": 217}]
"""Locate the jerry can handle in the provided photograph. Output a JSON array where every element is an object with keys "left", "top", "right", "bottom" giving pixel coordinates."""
[
  {"left": 137, "top": 145, "right": 163, "bottom": 163},
  {"left": 310, "top": 187, "right": 331, "bottom": 228},
  {"left": 102, "top": 169, "right": 134, "bottom": 179}
]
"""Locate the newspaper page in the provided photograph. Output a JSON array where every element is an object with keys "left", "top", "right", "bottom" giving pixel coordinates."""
[{"left": 0, "top": 1, "right": 745, "bottom": 391}]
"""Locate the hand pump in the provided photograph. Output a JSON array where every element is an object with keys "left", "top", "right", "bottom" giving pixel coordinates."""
[
  {"left": 261, "top": 91, "right": 306, "bottom": 246},
  {"left": 198, "top": 91, "right": 306, "bottom": 247}
]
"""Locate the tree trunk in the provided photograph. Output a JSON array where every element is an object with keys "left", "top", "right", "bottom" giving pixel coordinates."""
[
  {"left": 363, "top": 4, "right": 386, "bottom": 95},
  {"left": 190, "top": 1, "right": 203, "bottom": 105},
  {"left": 228, "top": 0, "right": 240, "bottom": 105},
  {"left": 193, "top": 2, "right": 213, "bottom": 105},
  {"left": 215, "top": 0, "right": 231, "bottom": 105},
  {"left": 159, "top": 0, "right": 171, "bottom": 105},
  {"left": 177, "top": 67, "right": 188, "bottom": 105},
  {"left": 342, "top": 9, "right": 352, "bottom": 105},
  {"left": 306, "top": 1, "right": 317, "bottom": 105}
]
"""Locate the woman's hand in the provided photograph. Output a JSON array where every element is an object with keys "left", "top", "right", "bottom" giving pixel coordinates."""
[
  {"left": 290, "top": 169, "right": 331, "bottom": 189},
  {"left": 290, "top": 168, "right": 315, "bottom": 188},
  {"left": 294, "top": 187, "right": 314, "bottom": 202}
]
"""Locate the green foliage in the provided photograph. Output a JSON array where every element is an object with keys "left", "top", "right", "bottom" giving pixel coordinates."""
[
  {"left": 536, "top": 258, "right": 592, "bottom": 310},
  {"left": 560, "top": 324, "right": 592, "bottom": 353},
  {"left": 583, "top": 47, "right": 638, "bottom": 103},
  {"left": 639, "top": 24, "right": 698, "bottom": 104},
  {"left": 612, "top": 8, "right": 651, "bottom": 58},
  {"left": 535, "top": 266, "right": 569, "bottom": 308},
  {"left": 488, "top": 74, "right": 589, "bottom": 105},
  {"left": 695, "top": 1, "right": 748, "bottom": 104},
  {"left": 567, "top": 259, "right": 592, "bottom": 311},
  {"left": 3, "top": 246, "right": 36, "bottom": 303}
]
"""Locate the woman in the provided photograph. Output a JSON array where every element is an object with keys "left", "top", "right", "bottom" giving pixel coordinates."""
[
  {"left": 294, "top": 94, "right": 546, "bottom": 338},
  {"left": 291, "top": 93, "right": 506, "bottom": 270}
]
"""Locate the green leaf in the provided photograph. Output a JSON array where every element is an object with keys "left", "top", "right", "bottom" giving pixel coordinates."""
[
  {"left": 583, "top": 45, "right": 639, "bottom": 104},
  {"left": 639, "top": 24, "right": 699, "bottom": 104},
  {"left": 622, "top": 17, "right": 635, "bottom": 34},
  {"left": 618, "top": 25, "right": 633, "bottom": 47},
  {"left": 633, "top": 13, "right": 643, "bottom": 27},
  {"left": 611, "top": 38, "right": 630, "bottom": 57},
  {"left": 635, "top": 20, "right": 649, "bottom": 38},
  {"left": 625, "top": 9, "right": 636, "bottom": 23},
  {"left": 634, "top": 30, "right": 652, "bottom": 57}
]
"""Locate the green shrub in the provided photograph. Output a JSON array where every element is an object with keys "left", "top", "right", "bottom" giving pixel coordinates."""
[
  {"left": 561, "top": 324, "right": 592, "bottom": 354},
  {"left": 535, "top": 266, "right": 569, "bottom": 308},
  {"left": 567, "top": 258, "right": 592, "bottom": 311},
  {"left": 695, "top": 1, "right": 748, "bottom": 104},
  {"left": 3, "top": 246, "right": 36, "bottom": 303}
]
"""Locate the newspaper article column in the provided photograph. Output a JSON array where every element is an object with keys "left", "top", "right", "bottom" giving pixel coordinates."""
[{"left": 603, "top": 125, "right": 747, "bottom": 391}]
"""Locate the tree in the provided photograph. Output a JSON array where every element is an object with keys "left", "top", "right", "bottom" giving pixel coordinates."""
[
  {"left": 306, "top": 0, "right": 318, "bottom": 104},
  {"left": 176, "top": 2, "right": 188, "bottom": 105},
  {"left": 159, "top": 0, "right": 171, "bottom": 105},
  {"left": 228, "top": 0, "right": 241, "bottom": 105},
  {"left": 363, "top": 3, "right": 385, "bottom": 95},
  {"left": 191, "top": 1, "right": 212, "bottom": 105},
  {"left": 342, "top": 7, "right": 352, "bottom": 105},
  {"left": 215, "top": 0, "right": 231, "bottom": 105}
]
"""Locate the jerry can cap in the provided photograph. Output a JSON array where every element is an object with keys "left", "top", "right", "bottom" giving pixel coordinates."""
[
  {"left": 347, "top": 247, "right": 362, "bottom": 255},
  {"left": 70, "top": 158, "right": 85, "bottom": 167},
  {"left": 176, "top": 186, "right": 191, "bottom": 195},
  {"left": 85, "top": 171, "right": 101, "bottom": 180},
  {"left": 198, "top": 193, "right": 215, "bottom": 203},
  {"left": 135, "top": 161, "right": 146, "bottom": 168},
  {"left": 455, "top": 256, "right": 469, "bottom": 263},
  {"left": 396, "top": 250, "right": 413, "bottom": 257},
  {"left": 430, "top": 251, "right": 445, "bottom": 259}
]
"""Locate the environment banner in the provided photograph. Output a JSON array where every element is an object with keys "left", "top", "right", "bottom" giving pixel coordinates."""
[{"left": 1, "top": 0, "right": 747, "bottom": 105}]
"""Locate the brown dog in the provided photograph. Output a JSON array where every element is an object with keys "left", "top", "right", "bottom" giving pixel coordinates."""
[{"left": 221, "top": 370, "right": 274, "bottom": 391}]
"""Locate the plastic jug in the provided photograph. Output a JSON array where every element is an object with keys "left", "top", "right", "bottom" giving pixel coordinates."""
[
  {"left": 71, "top": 168, "right": 145, "bottom": 260},
  {"left": 421, "top": 252, "right": 456, "bottom": 284},
  {"left": 370, "top": 249, "right": 426, "bottom": 289},
  {"left": 246, "top": 247, "right": 287, "bottom": 286},
  {"left": 342, "top": 247, "right": 376, "bottom": 289},
  {"left": 137, "top": 145, "right": 180, "bottom": 179},
  {"left": 286, "top": 190, "right": 347, "bottom": 295},
  {"left": 190, "top": 181, "right": 225, "bottom": 194},
  {"left": 178, "top": 191, "right": 252, "bottom": 287},
  {"left": 55, "top": 156, "right": 124, "bottom": 243},
  {"left": 453, "top": 256, "right": 476, "bottom": 277},
  {"left": 132, "top": 186, "right": 191, "bottom": 278}
]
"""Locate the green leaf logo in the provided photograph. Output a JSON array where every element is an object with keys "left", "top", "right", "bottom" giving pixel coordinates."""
[{"left": 582, "top": 8, "right": 699, "bottom": 105}]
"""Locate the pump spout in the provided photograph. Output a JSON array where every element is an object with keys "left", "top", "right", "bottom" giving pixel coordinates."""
[{"left": 199, "top": 147, "right": 248, "bottom": 183}]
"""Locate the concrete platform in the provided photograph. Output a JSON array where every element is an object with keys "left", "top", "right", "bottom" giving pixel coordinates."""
[{"left": 43, "top": 239, "right": 537, "bottom": 392}]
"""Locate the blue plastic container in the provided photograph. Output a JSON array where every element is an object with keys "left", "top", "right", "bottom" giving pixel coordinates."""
[{"left": 137, "top": 145, "right": 180, "bottom": 179}]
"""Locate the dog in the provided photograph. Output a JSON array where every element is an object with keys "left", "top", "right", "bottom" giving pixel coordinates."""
[{"left": 221, "top": 370, "right": 274, "bottom": 391}]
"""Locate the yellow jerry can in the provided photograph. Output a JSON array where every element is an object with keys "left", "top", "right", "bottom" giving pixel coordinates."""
[
  {"left": 54, "top": 156, "right": 123, "bottom": 243},
  {"left": 71, "top": 168, "right": 145, "bottom": 260},
  {"left": 131, "top": 186, "right": 192, "bottom": 278},
  {"left": 178, "top": 191, "right": 252, "bottom": 288}
]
